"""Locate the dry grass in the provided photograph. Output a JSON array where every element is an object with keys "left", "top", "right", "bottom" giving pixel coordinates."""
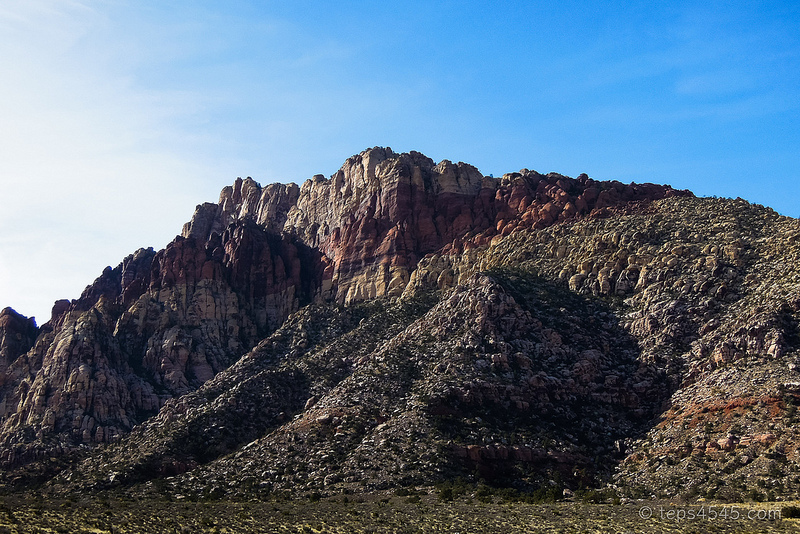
[{"left": 0, "top": 492, "right": 797, "bottom": 533}]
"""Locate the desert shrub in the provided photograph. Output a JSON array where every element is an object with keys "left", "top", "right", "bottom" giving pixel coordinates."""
[
  {"left": 781, "top": 505, "right": 800, "bottom": 518},
  {"left": 475, "top": 484, "right": 493, "bottom": 503},
  {"left": 577, "top": 489, "right": 612, "bottom": 504},
  {"left": 527, "top": 485, "right": 562, "bottom": 503},
  {"left": 437, "top": 487, "right": 454, "bottom": 501},
  {"left": 434, "top": 478, "right": 469, "bottom": 501}
]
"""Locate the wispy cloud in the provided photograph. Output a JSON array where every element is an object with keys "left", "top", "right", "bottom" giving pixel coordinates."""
[{"left": 0, "top": 1, "right": 227, "bottom": 321}]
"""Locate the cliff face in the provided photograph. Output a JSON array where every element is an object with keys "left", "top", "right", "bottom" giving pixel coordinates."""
[
  {"left": 5, "top": 147, "right": 800, "bottom": 502},
  {"left": 0, "top": 309, "right": 38, "bottom": 383},
  {"left": 183, "top": 147, "right": 685, "bottom": 305}
]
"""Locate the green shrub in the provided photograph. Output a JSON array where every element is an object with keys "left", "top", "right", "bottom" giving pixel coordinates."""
[{"left": 528, "top": 486, "right": 561, "bottom": 503}]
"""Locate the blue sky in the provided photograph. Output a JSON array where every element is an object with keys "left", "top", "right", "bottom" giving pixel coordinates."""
[{"left": 1, "top": 0, "right": 798, "bottom": 323}]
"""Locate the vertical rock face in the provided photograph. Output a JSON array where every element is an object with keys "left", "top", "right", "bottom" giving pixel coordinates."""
[
  {"left": 183, "top": 147, "right": 687, "bottom": 306},
  {"left": 0, "top": 308, "right": 38, "bottom": 377}
]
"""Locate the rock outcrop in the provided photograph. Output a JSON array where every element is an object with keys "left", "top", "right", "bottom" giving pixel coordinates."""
[
  {"left": 0, "top": 218, "right": 322, "bottom": 467},
  {"left": 0, "top": 308, "right": 38, "bottom": 379},
  {"left": 48, "top": 272, "right": 662, "bottom": 497},
  {"left": 182, "top": 148, "right": 687, "bottom": 305}
]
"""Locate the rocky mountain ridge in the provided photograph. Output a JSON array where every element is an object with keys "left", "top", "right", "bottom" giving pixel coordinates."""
[
  {"left": 2, "top": 147, "right": 799, "bottom": 503},
  {"left": 182, "top": 147, "right": 685, "bottom": 304}
]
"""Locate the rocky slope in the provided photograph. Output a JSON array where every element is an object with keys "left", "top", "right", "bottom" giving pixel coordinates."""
[
  {"left": 52, "top": 272, "right": 666, "bottom": 499},
  {"left": 0, "top": 219, "right": 321, "bottom": 470},
  {"left": 407, "top": 195, "right": 800, "bottom": 501},
  {"left": 2, "top": 147, "right": 799, "bottom": 503}
]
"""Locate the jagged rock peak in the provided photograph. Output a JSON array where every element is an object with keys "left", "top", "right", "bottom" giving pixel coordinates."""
[
  {"left": 184, "top": 146, "right": 689, "bottom": 238},
  {"left": 0, "top": 308, "right": 38, "bottom": 374},
  {"left": 180, "top": 147, "right": 690, "bottom": 307},
  {"left": 181, "top": 147, "right": 486, "bottom": 241}
]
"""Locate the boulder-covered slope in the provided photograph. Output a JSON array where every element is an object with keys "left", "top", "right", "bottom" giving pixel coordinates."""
[{"left": 3, "top": 147, "right": 800, "bottom": 502}]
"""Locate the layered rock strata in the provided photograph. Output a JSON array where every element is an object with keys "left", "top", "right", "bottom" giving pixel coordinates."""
[{"left": 183, "top": 147, "right": 687, "bottom": 305}]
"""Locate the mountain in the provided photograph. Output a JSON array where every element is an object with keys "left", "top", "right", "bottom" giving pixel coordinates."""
[{"left": 2, "top": 147, "right": 799, "bottom": 503}]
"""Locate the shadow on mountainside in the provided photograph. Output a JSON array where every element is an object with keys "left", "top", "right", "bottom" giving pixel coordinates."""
[
  {"left": 425, "top": 267, "right": 673, "bottom": 491},
  {"left": 43, "top": 268, "right": 676, "bottom": 498},
  {"left": 44, "top": 294, "right": 441, "bottom": 495}
]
